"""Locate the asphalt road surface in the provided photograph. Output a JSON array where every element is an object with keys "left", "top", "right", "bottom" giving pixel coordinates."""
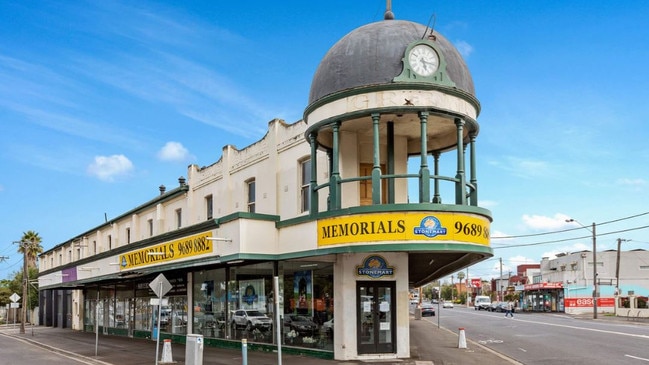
[
  {"left": 0, "top": 332, "right": 99, "bottom": 365},
  {"left": 429, "top": 305, "right": 649, "bottom": 365}
]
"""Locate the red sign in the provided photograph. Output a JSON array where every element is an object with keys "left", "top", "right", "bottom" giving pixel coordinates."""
[
  {"left": 470, "top": 278, "right": 481, "bottom": 288},
  {"left": 564, "top": 297, "right": 615, "bottom": 308}
]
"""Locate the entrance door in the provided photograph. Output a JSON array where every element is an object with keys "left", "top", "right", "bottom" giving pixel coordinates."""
[{"left": 357, "top": 281, "right": 396, "bottom": 354}]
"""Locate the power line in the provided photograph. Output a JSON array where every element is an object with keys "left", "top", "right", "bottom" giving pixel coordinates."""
[
  {"left": 492, "top": 224, "right": 649, "bottom": 249},
  {"left": 491, "top": 211, "right": 649, "bottom": 240}
]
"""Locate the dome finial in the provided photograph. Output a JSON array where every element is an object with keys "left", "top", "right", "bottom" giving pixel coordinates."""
[{"left": 384, "top": 0, "right": 394, "bottom": 20}]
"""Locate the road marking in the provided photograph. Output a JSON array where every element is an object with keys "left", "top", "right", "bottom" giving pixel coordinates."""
[
  {"left": 625, "top": 354, "right": 649, "bottom": 362},
  {"left": 464, "top": 311, "right": 649, "bottom": 340},
  {"left": 518, "top": 348, "right": 527, "bottom": 352}
]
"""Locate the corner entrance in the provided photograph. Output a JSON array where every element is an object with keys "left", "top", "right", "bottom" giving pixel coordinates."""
[{"left": 357, "top": 281, "right": 395, "bottom": 354}]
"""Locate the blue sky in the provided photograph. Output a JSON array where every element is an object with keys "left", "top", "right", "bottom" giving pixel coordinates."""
[{"left": 1, "top": 0, "right": 648, "bottom": 282}]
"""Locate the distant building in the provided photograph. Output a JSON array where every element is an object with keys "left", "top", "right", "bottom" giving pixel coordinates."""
[{"left": 537, "top": 249, "right": 649, "bottom": 314}]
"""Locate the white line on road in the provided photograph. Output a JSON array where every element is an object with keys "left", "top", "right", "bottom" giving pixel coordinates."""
[
  {"left": 464, "top": 311, "right": 649, "bottom": 340},
  {"left": 625, "top": 354, "right": 649, "bottom": 362},
  {"left": 518, "top": 348, "right": 527, "bottom": 352}
]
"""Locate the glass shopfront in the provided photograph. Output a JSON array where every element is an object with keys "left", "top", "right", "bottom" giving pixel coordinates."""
[
  {"left": 83, "top": 261, "right": 334, "bottom": 352},
  {"left": 84, "top": 271, "right": 188, "bottom": 337},
  {"left": 191, "top": 260, "right": 334, "bottom": 350}
]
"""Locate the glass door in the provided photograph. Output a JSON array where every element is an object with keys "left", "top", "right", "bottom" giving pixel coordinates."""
[{"left": 357, "top": 281, "right": 395, "bottom": 354}]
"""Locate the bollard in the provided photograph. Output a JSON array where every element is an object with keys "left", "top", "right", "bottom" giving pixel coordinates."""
[
  {"left": 160, "top": 339, "right": 174, "bottom": 363},
  {"left": 242, "top": 338, "right": 248, "bottom": 365},
  {"left": 458, "top": 327, "right": 467, "bottom": 349}
]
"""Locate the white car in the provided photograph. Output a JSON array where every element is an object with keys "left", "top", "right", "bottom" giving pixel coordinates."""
[
  {"left": 231, "top": 309, "right": 272, "bottom": 331},
  {"left": 442, "top": 301, "right": 454, "bottom": 308}
]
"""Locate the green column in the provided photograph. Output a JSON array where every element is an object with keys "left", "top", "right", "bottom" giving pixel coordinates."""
[
  {"left": 387, "top": 121, "right": 395, "bottom": 204},
  {"left": 432, "top": 152, "right": 441, "bottom": 203},
  {"left": 331, "top": 121, "right": 341, "bottom": 210},
  {"left": 371, "top": 113, "right": 382, "bottom": 205},
  {"left": 469, "top": 132, "right": 478, "bottom": 206},
  {"left": 419, "top": 112, "right": 430, "bottom": 203},
  {"left": 309, "top": 132, "right": 319, "bottom": 216},
  {"left": 454, "top": 118, "right": 466, "bottom": 205}
]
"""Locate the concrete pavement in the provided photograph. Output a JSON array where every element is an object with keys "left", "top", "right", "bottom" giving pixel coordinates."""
[{"left": 0, "top": 316, "right": 518, "bottom": 365}]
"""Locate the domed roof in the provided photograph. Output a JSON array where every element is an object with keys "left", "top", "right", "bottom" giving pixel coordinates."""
[{"left": 308, "top": 19, "right": 475, "bottom": 105}]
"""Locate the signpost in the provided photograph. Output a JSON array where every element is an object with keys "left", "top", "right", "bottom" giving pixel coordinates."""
[
  {"left": 10, "top": 293, "right": 20, "bottom": 329},
  {"left": 150, "top": 273, "right": 172, "bottom": 365}
]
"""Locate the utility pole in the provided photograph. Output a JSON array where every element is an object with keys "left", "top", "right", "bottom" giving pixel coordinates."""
[
  {"left": 499, "top": 257, "right": 503, "bottom": 301},
  {"left": 615, "top": 238, "right": 631, "bottom": 295},
  {"left": 591, "top": 223, "right": 598, "bottom": 319}
]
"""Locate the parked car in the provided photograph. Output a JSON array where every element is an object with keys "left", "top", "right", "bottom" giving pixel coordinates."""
[
  {"left": 322, "top": 317, "right": 334, "bottom": 337},
  {"left": 442, "top": 300, "right": 454, "bottom": 308},
  {"left": 489, "top": 302, "right": 514, "bottom": 313},
  {"left": 420, "top": 303, "right": 436, "bottom": 316},
  {"left": 284, "top": 314, "right": 318, "bottom": 336},
  {"left": 231, "top": 309, "right": 272, "bottom": 331}
]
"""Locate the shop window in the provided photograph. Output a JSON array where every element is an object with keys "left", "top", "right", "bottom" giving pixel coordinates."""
[
  {"left": 228, "top": 262, "right": 273, "bottom": 343},
  {"left": 193, "top": 268, "right": 227, "bottom": 339},
  {"left": 281, "top": 261, "right": 334, "bottom": 351}
]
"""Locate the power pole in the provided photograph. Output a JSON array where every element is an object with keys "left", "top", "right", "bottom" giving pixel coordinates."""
[{"left": 499, "top": 257, "right": 503, "bottom": 301}]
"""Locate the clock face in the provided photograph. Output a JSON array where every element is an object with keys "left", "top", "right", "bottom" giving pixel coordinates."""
[{"left": 408, "top": 44, "right": 439, "bottom": 77}]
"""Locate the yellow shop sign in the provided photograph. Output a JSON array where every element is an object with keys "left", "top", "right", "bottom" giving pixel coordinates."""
[
  {"left": 317, "top": 212, "right": 490, "bottom": 246},
  {"left": 119, "top": 232, "right": 213, "bottom": 270}
]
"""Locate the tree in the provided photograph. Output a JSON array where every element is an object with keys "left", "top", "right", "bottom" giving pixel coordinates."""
[
  {"left": 16, "top": 230, "right": 43, "bottom": 334},
  {"left": 19, "top": 230, "right": 43, "bottom": 268}
]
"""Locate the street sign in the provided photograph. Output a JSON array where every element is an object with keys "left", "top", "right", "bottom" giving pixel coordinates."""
[
  {"left": 10, "top": 303, "right": 19, "bottom": 308},
  {"left": 149, "top": 273, "right": 172, "bottom": 298},
  {"left": 149, "top": 298, "right": 169, "bottom": 306},
  {"left": 10, "top": 293, "right": 20, "bottom": 303}
]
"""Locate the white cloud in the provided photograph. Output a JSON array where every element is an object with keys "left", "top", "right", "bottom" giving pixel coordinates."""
[
  {"left": 454, "top": 40, "right": 474, "bottom": 58},
  {"left": 616, "top": 178, "right": 646, "bottom": 187},
  {"left": 541, "top": 242, "right": 589, "bottom": 259},
  {"left": 479, "top": 199, "right": 498, "bottom": 208},
  {"left": 157, "top": 141, "right": 193, "bottom": 162},
  {"left": 521, "top": 213, "right": 573, "bottom": 230},
  {"left": 87, "top": 154, "right": 134, "bottom": 182},
  {"left": 488, "top": 156, "right": 552, "bottom": 179}
]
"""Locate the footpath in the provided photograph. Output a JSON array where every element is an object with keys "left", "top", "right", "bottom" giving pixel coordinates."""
[{"left": 0, "top": 315, "right": 518, "bottom": 365}]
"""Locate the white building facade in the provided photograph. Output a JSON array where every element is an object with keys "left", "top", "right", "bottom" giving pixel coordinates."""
[
  {"left": 539, "top": 249, "right": 649, "bottom": 315},
  {"left": 38, "top": 9, "right": 493, "bottom": 362}
]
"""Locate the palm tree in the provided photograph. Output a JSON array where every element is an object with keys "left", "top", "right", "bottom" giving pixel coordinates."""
[
  {"left": 17, "top": 230, "right": 43, "bottom": 334},
  {"left": 19, "top": 230, "right": 43, "bottom": 268},
  {"left": 457, "top": 271, "right": 465, "bottom": 303}
]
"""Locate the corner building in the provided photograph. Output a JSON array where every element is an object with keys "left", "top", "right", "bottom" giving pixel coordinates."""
[{"left": 38, "top": 10, "right": 492, "bottom": 362}]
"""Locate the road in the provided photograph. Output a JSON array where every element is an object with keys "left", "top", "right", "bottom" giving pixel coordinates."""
[
  {"left": 0, "top": 331, "right": 99, "bottom": 364},
  {"left": 428, "top": 305, "right": 649, "bottom": 364}
]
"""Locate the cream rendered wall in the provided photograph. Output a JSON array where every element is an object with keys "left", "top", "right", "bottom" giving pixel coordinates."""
[
  {"left": 277, "top": 221, "right": 318, "bottom": 253},
  {"left": 334, "top": 252, "right": 410, "bottom": 361},
  {"left": 393, "top": 135, "right": 409, "bottom": 203},
  {"left": 339, "top": 131, "right": 359, "bottom": 208}
]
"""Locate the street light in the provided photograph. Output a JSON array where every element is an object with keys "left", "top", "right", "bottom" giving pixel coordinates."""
[{"left": 565, "top": 219, "right": 598, "bottom": 319}]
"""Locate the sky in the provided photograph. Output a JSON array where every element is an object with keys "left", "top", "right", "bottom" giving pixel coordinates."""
[{"left": 1, "top": 0, "right": 648, "bottom": 282}]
